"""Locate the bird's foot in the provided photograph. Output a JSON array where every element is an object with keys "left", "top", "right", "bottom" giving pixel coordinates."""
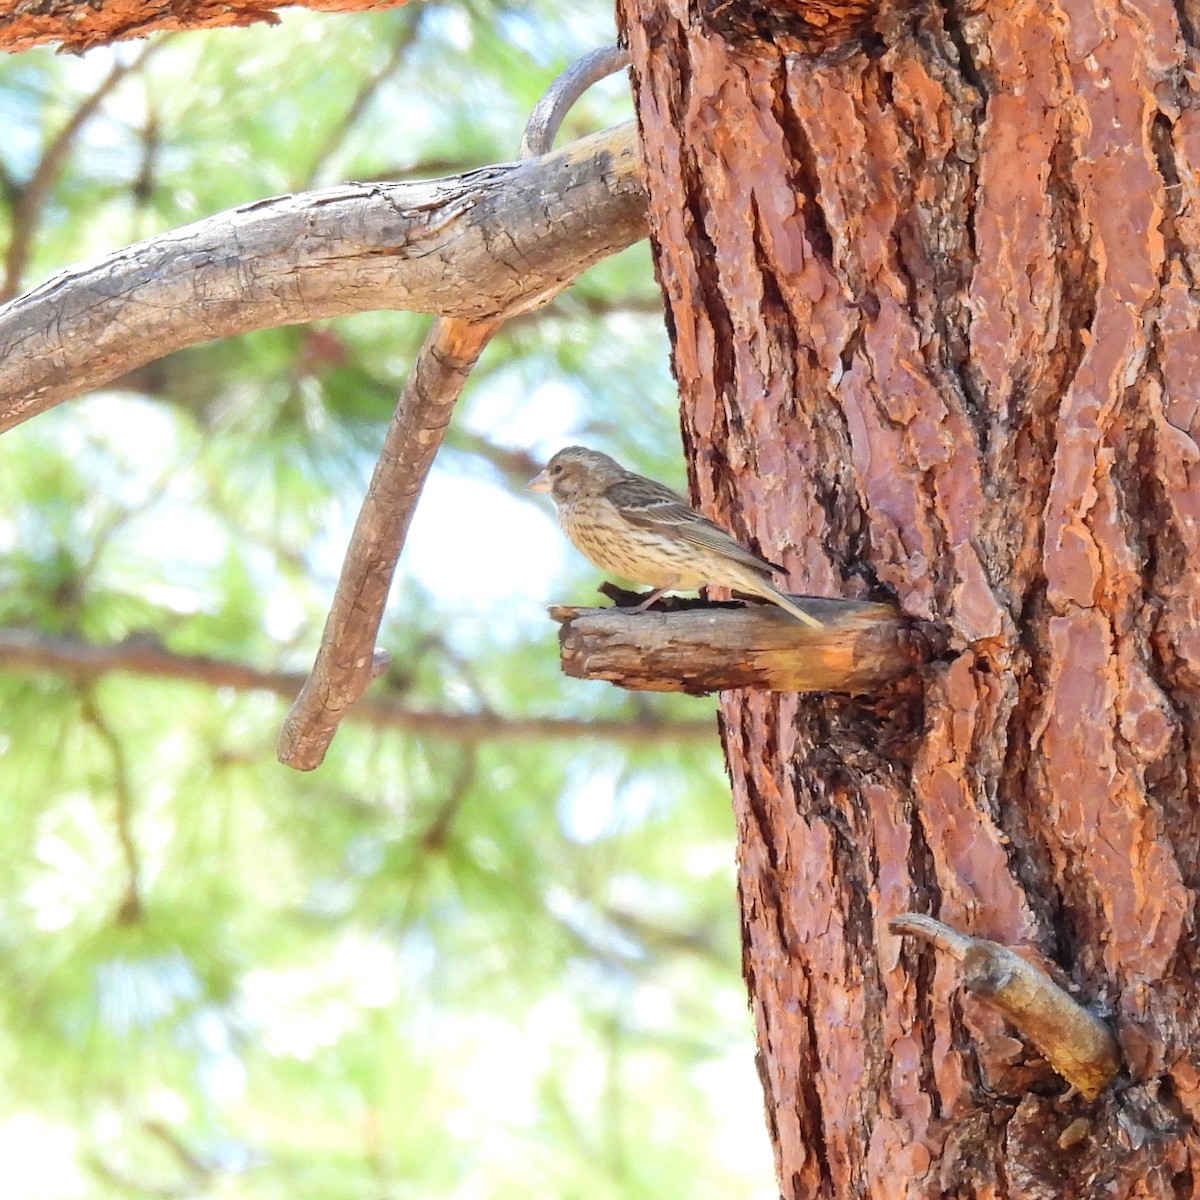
[{"left": 630, "top": 586, "right": 670, "bottom": 614}]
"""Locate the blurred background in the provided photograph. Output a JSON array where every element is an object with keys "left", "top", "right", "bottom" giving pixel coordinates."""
[{"left": 0, "top": 4, "right": 775, "bottom": 1197}]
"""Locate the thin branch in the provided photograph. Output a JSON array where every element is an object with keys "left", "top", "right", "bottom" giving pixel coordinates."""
[
  {"left": 276, "top": 316, "right": 500, "bottom": 768},
  {"left": 0, "top": 159, "right": 16, "bottom": 206},
  {"left": 443, "top": 430, "right": 544, "bottom": 484},
  {"left": 417, "top": 751, "right": 477, "bottom": 851},
  {"left": 0, "top": 627, "right": 717, "bottom": 745},
  {"left": 140, "top": 1120, "right": 212, "bottom": 1183},
  {"left": 0, "top": 0, "right": 411, "bottom": 54},
  {"left": 277, "top": 46, "right": 635, "bottom": 770},
  {"left": 128, "top": 91, "right": 162, "bottom": 246},
  {"left": 0, "top": 120, "right": 647, "bottom": 434},
  {"left": 519, "top": 45, "right": 631, "bottom": 158},
  {"left": 888, "top": 913, "right": 1122, "bottom": 1099},
  {"left": 301, "top": 10, "right": 425, "bottom": 187},
  {"left": 131, "top": 102, "right": 160, "bottom": 209},
  {"left": 602, "top": 904, "right": 723, "bottom": 960},
  {"left": 78, "top": 687, "right": 143, "bottom": 924},
  {"left": 3, "top": 44, "right": 159, "bottom": 302}
]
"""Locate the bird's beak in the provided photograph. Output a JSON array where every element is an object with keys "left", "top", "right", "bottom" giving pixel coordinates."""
[{"left": 528, "top": 469, "right": 551, "bottom": 493}]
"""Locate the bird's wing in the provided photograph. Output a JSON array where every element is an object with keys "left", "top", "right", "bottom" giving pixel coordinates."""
[{"left": 604, "top": 476, "right": 782, "bottom": 578}]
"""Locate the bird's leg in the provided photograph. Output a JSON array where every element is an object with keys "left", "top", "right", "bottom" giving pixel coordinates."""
[{"left": 630, "top": 581, "right": 678, "bottom": 613}]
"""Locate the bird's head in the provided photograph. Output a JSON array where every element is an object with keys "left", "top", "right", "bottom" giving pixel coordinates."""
[{"left": 529, "top": 446, "right": 624, "bottom": 504}]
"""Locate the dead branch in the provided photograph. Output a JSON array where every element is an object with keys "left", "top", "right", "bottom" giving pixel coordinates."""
[
  {"left": 78, "top": 686, "right": 143, "bottom": 924},
  {"left": 552, "top": 591, "right": 921, "bottom": 693},
  {"left": 0, "top": 627, "right": 716, "bottom": 745},
  {"left": 275, "top": 316, "right": 500, "bottom": 769},
  {"left": 519, "top": 44, "right": 631, "bottom": 158},
  {"left": 0, "top": 120, "right": 646, "bottom": 433},
  {"left": 888, "top": 913, "right": 1122, "bottom": 1100},
  {"left": 0, "top": 0, "right": 410, "bottom": 54},
  {"left": 276, "top": 46, "right": 634, "bottom": 770}
]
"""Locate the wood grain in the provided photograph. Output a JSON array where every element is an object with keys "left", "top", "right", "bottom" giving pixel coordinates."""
[
  {"left": 552, "top": 596, "right": 921, "bottom": 694},
  {"left": 0, "top": 122, "right": 645, "bottom": 433}
]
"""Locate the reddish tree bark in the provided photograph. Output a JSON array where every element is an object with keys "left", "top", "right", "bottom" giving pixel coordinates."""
[
  {"left": 617, "top": 0, "right": 1200, "bottom": 1195},
  {"left": 0, "top": 0, "right": 407, "bottom": 54}
]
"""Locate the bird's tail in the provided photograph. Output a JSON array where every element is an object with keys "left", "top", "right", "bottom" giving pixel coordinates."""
[{"left": 762, "top": 584, "right": 825, "bottom": 629}]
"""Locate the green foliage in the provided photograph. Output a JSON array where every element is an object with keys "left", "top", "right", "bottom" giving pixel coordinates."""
[{"left": 0, "top": 5, "right": 772, "bottom": 1197}]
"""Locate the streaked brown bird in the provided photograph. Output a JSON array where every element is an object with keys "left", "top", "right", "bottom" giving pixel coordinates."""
[{"left": 529, "top": 446, "right": 823, "bottom": 628}]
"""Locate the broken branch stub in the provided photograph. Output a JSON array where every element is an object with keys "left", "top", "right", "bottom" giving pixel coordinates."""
[
  {"left": 889, "top": 914, "right": 1122, "bottom": 1100},
  {"left": 551, "top": 592, "right": 922, "bottom": 694}
]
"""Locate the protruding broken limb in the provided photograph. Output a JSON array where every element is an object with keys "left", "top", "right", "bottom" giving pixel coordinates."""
[
  {"left": 276, "top": 317, "right": 497, "bottom": 770},
  {"left": 276, "top": 46, "right": 637, "bottom": 771},
  {"left": 551, "top": 586, "right": 925, "bottom": 694},
  {"left": 888, "top": 913, "right": 1122, "bottom": 1100}
]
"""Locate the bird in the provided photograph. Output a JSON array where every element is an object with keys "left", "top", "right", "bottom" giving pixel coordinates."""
[{"left": 529, "top": 445, "right": 824, "bottom": 628}]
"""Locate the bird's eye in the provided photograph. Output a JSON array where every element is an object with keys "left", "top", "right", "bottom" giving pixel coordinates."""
[{"left": 550, "top": 464, "right": 563, "bottom": 475}]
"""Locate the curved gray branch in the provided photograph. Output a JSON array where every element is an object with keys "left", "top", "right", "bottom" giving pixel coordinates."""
[
  {"left": 520, "top": 45, "right": 631, "bottom": 158},
  {"left": 0, "top": 121, "right": 646, "bottom": 434}
]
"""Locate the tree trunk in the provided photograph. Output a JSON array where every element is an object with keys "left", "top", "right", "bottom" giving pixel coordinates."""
[{"left": 616, "top": 1, "right": 1200, "bottom": 1195}]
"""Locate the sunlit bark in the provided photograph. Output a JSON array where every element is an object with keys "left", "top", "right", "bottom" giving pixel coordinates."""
[
  {"left": 0, "top": 0, "right": 409, "bottom": 54},
  {"left": 619, "top": 0, "right": 1200, "bottom": 1194}
]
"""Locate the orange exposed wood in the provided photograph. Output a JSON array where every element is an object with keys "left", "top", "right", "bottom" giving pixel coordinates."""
[
  {"left": 0, "top": 0, "right": 408, "bottom": 54},
  {"left": 551, "top": 594, "right": 922, "bottom": 694}
]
